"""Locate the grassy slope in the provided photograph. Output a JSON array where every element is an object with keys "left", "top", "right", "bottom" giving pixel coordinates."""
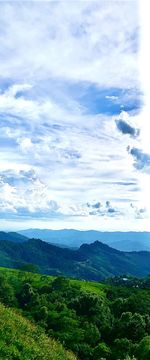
[
  {"left": 0, "top": 302, "right": 77, "bottom": 360},
  {"left": 0, "top": 266, "right": 106, "bottom": 296},
  {"left": 0, "top": 267, "right": 106, "bottom": 359}
]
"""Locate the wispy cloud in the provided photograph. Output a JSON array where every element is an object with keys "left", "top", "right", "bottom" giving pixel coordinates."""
[
  {"left": 0, "top": 1, "right": 149, "bottom": 230},
  {"left": 0, "top": 1, "right": 139, "bottom": 87}
]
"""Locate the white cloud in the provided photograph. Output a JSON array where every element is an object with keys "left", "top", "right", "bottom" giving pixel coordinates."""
[
  {"left": 105, "top": 95, "right": 119, "bottom": 101},
  {"left": 5, "top": 83, "right": 32, "bottom": 97},
  {"left": 0, "top": 167, "right": 148, "bottom": 229},
  {"left": 0, "top": 1, "right": 138, "bottom": 88},
  {"left": 18, "top": 138, "right": 34, "bottom": 153},
  {"left": 0, "top": 81, "right": 148, "bottom": 229},
  {"left": 0, "top": 0, "right": 149, "bottom": 231}
]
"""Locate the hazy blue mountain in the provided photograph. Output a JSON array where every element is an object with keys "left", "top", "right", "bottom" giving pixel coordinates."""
[
  {"left": 1, "top": 238, "right": 150, "bottom": 280},
  {"left": 109, "top": 239, "right": 150, "bottom": 252},
  {"left": 0, "top": 231, "right": 28, "bottom": 243},
  {"left": 18, "top": 229, "right": 150, "bottom": 251}
]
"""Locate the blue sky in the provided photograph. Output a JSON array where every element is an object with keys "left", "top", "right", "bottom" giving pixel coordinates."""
[{"left": 0, "top": 0, "right": 150, "bottom": 231}]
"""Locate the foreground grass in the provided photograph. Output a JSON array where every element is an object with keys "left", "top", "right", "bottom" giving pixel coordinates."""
[{"left": 0, "top": 302, "right": 77, "bottom": 360}]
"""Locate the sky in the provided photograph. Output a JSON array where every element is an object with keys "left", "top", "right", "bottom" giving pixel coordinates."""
[{"left": 0, "top": 0, "right": 150, "bottom": 231}]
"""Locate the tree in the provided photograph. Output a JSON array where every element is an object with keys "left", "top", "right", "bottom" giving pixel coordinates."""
[
  {"left": 112, "top": 338, "right": 133, "bottom": 360},
  {"left": 0, "top": 273, "right": 15, "bottom": 306},
  {"left": 115, "top": 312, "right": 146, "bottom": 342},
  {"left": 93, "top": 342, "right": 111, "bottom": 359},
  {"left": 52, "top": 276, "right": 70, "bottom": 292},
  {"left": 83, "top": 322, "right": 101, "bottom": 346},
  {"left": 19, "top": 263, "right": 39, "bottom": 273},
  {"left": 136, "top": 336, "right": 150, "bottom": 359},
  {"left": 17, "top": 282, "right": 39, "bottom": 308}
]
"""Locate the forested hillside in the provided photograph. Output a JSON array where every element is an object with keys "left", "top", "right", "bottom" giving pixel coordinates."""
[
  {"left": 0, "top": 231, "right": 28, "bottom": 243},
  {"left": 1, "top": 238, "right": 150, "bottom": 280},
  {"left": 0, "top": 268, "right": 150, "bottom": 359}
]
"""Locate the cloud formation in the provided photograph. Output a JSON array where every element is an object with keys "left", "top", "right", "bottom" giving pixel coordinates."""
[
  {"left": 0, "top": 1, "right": 149, "bottom": 231},
  {"left": 0, "top": 168, "right": 142, "bottom": 222},
  {"left": 128, "top": 147, "right": 150, "bottom": 172},
  {"left": 0, "top": 1, "right": 139, "bottom": 88},
  {"left": 116, "top": 119, "right": 140, "bottom": 138}
]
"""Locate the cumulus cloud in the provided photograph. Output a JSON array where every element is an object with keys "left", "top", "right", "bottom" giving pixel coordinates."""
[
  {"left": 116, "top": 119, "right": 140, "bottom": 138},
  {"left": 105, "top": 201, "right": 119, "bottom": 216},
  {"left": 87, "top": 202, "right": 102, "bottom": 209},
  {"left": 130, "top": 203, "right": 148, "bottom": 219},
  {"left": 0, "top": 168, "right": 143, "bottom": 222},
  {"left": 128, "top": 146, "right": 150, "bottom": 171},
  {"left": 0, "top": 169, "right": 60, "bottom": 217},
  {"left": 86, "top": 200, "right": 121, "bottom": 217}
]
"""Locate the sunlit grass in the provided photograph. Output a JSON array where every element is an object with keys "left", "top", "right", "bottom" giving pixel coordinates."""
[{"left": 0, "top": 302, "right": 77, "bottom": 360}]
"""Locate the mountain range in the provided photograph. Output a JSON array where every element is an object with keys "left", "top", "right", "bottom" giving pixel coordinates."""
[
  {"left": 0, "top": 235, "right": 150, "bottom": 280},
  {"left": 19, "top": 229, "right": 150, "bottom": 251}
]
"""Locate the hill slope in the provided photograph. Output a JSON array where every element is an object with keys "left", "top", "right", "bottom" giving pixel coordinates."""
[
  {"left": 0, "top": 238, "right": 150, "bottom": 280},
  {"left": 19, "top": 229, "right": 150, "bottom": 251},
  {"left": 0, "top": 302, "right": 76, "bottom": 360},
  {"left": 0, "top": 267, "right": 150, "bottom": 360},
  {"left": 0, "top": 231, "right": 28, "bottom": 243}
]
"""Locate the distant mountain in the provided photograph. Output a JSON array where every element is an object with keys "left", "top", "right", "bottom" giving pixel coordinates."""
[
  {"left": 109, "top": 239, "right": 150, "bottom": 252},
  {"left": 18, "top": 229, "right": 150, "bottom": 251},
  {"left": 1, "top": 238, "right": 150, "bottom": 280},
  {"left": 0, "top": 231, "right": 28, "bottom": 243}
]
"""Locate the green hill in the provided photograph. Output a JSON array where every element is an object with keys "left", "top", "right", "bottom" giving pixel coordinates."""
[
  {"left": 0, "top": 267, "right": 150, "bottom": 360},
  {"left": 0, "top": 238, "right": 150, "bottom": 280},
  {"left": 0, "top": 302, "right": 76, "bottom": 360}
]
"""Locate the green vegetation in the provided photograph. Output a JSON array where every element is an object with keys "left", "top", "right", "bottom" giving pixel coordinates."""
[
  {"left": 0, "top": 267, "right": 150, "bottom": 359},
  {"left": 1, "top": 238, "right": 150, "bottom": 280},
  {"left": 0, "top": 303, "right": 76, "bottom": 360}
]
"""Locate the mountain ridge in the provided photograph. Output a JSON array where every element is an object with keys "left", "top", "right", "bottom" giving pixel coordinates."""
[
  {"left": 0, "top": 237, "right": 150, "bottom": 280},
  {"left": 0, "top": 231, "right": 28, "bottom": 243},
  {"left": 18, "top": 229, "right": 150, "bottom": 251}
]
